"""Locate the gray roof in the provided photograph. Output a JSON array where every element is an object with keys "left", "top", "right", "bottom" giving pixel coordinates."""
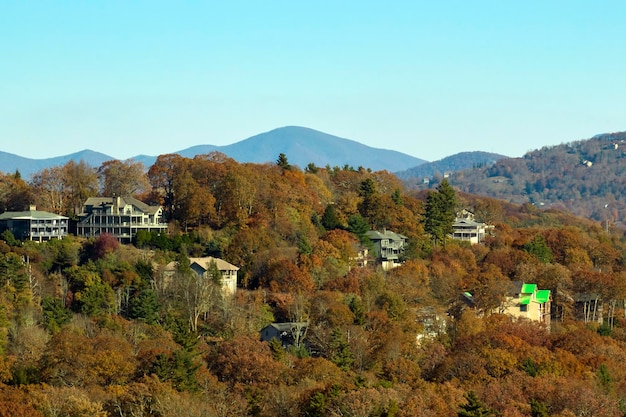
[
  {"left": 453, "top": 218, "right": 484, "bottom": 227},
  {"left": 365, "top": 230, "right": 407, "bottom": 240},
  {"left": 263, "top": 322, "right": 308, "bottom": 332},
  {"left": 83, "top": 196, "right": 161, "bottom": 215},
  {"left": 0, "top": 210, "right": 68, "bottom": 220}
]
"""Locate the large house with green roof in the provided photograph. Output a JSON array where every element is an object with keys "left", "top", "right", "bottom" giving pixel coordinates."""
[
  {"left": 0, "top": 206, "right": 68, "bottom": 242},
  {"left": 501, "top": 282, "right": 551, "bottom": 326}
]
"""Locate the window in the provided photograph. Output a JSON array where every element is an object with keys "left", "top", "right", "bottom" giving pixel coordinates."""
[{"left": 520, "top": 304, "right": 528, "bottom": 312}]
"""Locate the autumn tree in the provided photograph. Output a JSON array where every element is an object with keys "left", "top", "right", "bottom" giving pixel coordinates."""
[
  {"left": 61, "top": 160, "right": 98, "bottom": 216},
  {"left": 30, "top": 166, "right": 66, "bottom": 213},
  {"left": 97, "top": 159, "right": 149, "bottom": 197}
]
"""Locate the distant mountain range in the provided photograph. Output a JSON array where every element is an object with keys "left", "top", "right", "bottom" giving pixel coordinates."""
[
  {"left": 0, "top": 126, "right": 428, "bottom": 178},
  {"left": 395, "top": 151, "right": 507, "bottom": 182}
]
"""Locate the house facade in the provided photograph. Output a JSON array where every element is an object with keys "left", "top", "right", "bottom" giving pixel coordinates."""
[
  {"left": 451, "top": 209, "right": 492, "bottom": 244},
  {"left": 76, "top": 197, "right": 168, "bottom": 243},
  {"left": 162, "top": 256, "right": 239, "bottom": 295},
  {"left": 365, "top": 229, "right": 407, "bottom": 270},
  {"left": 260, "top": 322, "right": 308, "bottom": 349},
  {"left": 500, "top": 282, "right": 551, "bottom": 326},
  {"left": 188, "top": 257, "right": 238, "bottom": 295},
  {"left": 0, "top": 206, "right": 68, "bottom": 242}
]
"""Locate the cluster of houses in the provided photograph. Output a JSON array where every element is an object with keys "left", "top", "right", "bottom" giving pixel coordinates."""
[{"left": 0, "top": 199, "right": 567, "bottom": 348}]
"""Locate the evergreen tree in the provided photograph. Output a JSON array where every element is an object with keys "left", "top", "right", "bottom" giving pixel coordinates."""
[
  {"left": 128, "top": 288, "right": 160, "bottom": 324},
  {"left": 276, "top": 153, "right": 291, "bottom": 170},
  {"left": 329, "top": 327, "right": 353, "bottom": 371},
  {"left": 391, "top": 188, "right": 403, "bottom": 205},
  {"left": 530, "top": 399, "right": 549, "bottom": 417},
  {"left": 457, "top": 391, "right": 493, "bottom": 417},
  {"left": 424, "top": 179, "right": 457, "bottom": 246},
  {"left": 348, "top": 214, "right": 371, "bottom": 246},
  {"left": 321, "top": 204, "right": 341, "bottom": 230},
  {"left": 357, "top": 178, "right": 377, "bottom": 220},
  {"left": 42, "top": 296, "right": 72, "bottom": 333},
  {"left": 523, "top": 234, "right": 553, "bottom": 263}
]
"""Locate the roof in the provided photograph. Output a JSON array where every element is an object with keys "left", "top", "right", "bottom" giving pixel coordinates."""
[
  {"left": 189, "top": 256, "right": 239, "bottom": 272},
  {"left": 0, "top": 210, "right": 68, "bottom": 220},
  {"left": 83, "top": 196, "right": 161, "bottom": 215},
  {"left": 366, "top": 230, "right": 407, "bottom": 241},
  {"left": 521, "top": 283, "right": 537, "bottom": 294},
  {"left": 453, "top": 218, "right": 484, "bottom": 227},
  {"left": 536, "top": 289, "right": 551, "bottom": 303},
  {"left": 262, "top": 322, "right": 308, "bottom": 332}
]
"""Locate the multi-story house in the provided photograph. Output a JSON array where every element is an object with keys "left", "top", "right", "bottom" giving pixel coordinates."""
[
  {"left": 76, "top": 196, "right": 168, "bottom": 243},
  {"left": 451, "top": 209, "right": 492, "bottom": 244},
  {"left": 0, "top": 206, "right": 68, "bottom": 242},
  {"left": 500, "top": 282, "right": 551, "bottom": 326},
  {"left": 462, "top": 281, "right": 551, "bottom": 327},
  {"left": 366, "top": 229, "right": 407, "bottom": 270},
  {"left": 161, "top": 256, "right": 239, "bottom": 296}
]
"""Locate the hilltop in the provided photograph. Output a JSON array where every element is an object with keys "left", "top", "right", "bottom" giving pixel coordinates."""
[
  {"left": 0, "top": 126, "right": 427, "bottom": 178},
  {"left": 410, "top": 132, "right": 626, "bottom": 224}
]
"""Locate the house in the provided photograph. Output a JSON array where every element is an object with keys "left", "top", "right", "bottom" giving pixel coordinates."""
[
  {"left": 162, "top": 256, "right": 239, "bottom": 295},
  {"left": 76, "top": 196, "right": 168, "bottom": 243},
  {"left": 189, "top": 257, "right": 238, "bottom": 295},
  {"left": 0, "top": 206, "right": 68, "bottom": 242},
  {"left": 260, "top": 322, "right": 308, "bottom": 349},
  {"left": 365, "top": 229, "right": 407, "bottom": 270},
  {"left": 451, "top": 209, "right": 492, "bottom": 244},
  {"left": 500, "top": 282, "right": 551, "bottom": 326},
  {"left": 573, "top": 293, "right": 603, "bottom": 323}
]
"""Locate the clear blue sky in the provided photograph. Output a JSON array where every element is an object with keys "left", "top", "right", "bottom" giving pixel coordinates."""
[{"left": 1, "top": 1, "right": 624, "bottom": 162}]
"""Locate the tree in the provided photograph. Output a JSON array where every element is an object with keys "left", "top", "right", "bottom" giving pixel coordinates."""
[
  {"left": 457, "top": 391, "right": 493, "bottom": 417},
  {"left": 30, "top": 166, "right": 67, "bottom": 213},
  {"left": 148, "top": 153, "right": 185, "bottom": 221},
  {"left": 97, "top": 159, "right": 149, "bottom": 197},
  {"left": 321, "top": 204, "right": 341, "bottom": 230},
  {"left": 276, "top": 153, "right": 291, "bottom": 170},
  {"left": 523, "top": 234, "right": 553, "bottom": 264},
  {"left": 175, "top": 257, "right": 222, "bottom": 333},
  {"left": 0, "top": 171, "right": 33, "bottom": 212},
  {"left": 61, "top": 160, "right": 98, "bottom": 216},
  {"left": 424, "top": 179, "right": 457, "bottom": 246}
]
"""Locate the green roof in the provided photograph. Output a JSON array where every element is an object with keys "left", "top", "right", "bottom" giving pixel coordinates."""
[
  {"left": 520, "top": 283, "right": 537, "bottom": 294},
  {"left": 536, "top": 289, "right": 551, "bottom": 303}
]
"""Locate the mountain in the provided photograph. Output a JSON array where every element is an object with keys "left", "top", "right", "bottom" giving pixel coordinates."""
[
  {"left": 395, "top": 151, "right": 507, "bottom": 182},
  {"left": 0, "top": 149, "right": 114, "bottom": 178},
  {"left": 1, "top": 126, "right": 427, "bottom": 177},
  {"left": 421, "top": 131, "right": 626, "bottom": 224},
  {"left": 135, "top": 126, "right": 427, "bottom": 172}
]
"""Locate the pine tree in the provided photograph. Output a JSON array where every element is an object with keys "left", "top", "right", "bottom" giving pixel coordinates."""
[
  {"left": 424, "top": 179, "right": 457, "bottom": 246},
  {"left": 457, "top": 391, "right": 492, "bottom": 417},
  {"left": 276, "top": 153, "right": 291, "bottom": 170},
  {"left": 321, "top": 204, "right": 341, "bottom": 230}
]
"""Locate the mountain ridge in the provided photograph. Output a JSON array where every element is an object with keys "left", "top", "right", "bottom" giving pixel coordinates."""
[{"left": 1, "top": 126, "right": 427, "bottom": 177}]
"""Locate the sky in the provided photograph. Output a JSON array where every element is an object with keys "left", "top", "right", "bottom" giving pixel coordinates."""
[{"left": 1, "top": 1, "right": 625, "bottom": 162}]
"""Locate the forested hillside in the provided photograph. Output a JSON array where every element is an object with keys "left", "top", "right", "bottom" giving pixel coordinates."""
[
  {"left": 413, "top": 132, "right": 626, "bottom": 225},
  {"left": 395, "top": 151, "right": 506, "bottom": 182},
  {"left": 0, "top": 154, "right": 626, "bottom": 415}
]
